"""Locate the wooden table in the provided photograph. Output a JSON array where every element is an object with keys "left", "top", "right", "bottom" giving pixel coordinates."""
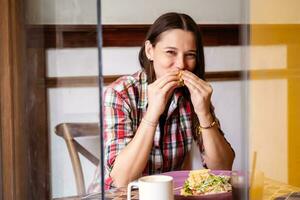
[
  {"left": 53, "top": 170, "right": 300, "bottom": 200},
  {"left": 53, "top": 188, "right": 137, "bottom": 200}
]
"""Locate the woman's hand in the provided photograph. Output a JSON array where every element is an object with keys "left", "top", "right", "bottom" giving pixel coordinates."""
[
  {"left": 146, "top": 70, "right": 180, "bottom": 122},
  {"left": 181, "top": 70, "right": 235, "bottom": 169},
  {"left": 110, "top": 70, "right": 180, "bottom": 187},
  {"left": 181, "top": 70, "right": 213, "bottom": 123}
]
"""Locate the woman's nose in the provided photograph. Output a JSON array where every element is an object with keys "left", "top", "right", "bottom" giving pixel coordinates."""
[{"left": 175, "top": 55, "right": 185, "bottom": 70}]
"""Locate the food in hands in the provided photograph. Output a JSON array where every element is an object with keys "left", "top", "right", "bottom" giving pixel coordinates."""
[
  {"left": 181, "top": 169, "right": 232, "bottom": 196},
  {"left": 178, "top": 70, "right": 185, "bottom": 87}
]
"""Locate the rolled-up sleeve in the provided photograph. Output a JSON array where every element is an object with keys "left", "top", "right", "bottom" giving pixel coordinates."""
[{"left": 103, "top": 87, "right": 134, "bottom": 187}]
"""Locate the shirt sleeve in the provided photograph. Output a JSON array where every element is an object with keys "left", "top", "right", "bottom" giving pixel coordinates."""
[{"left": 103, "top": 87, "right": 134, "bottom": 186}]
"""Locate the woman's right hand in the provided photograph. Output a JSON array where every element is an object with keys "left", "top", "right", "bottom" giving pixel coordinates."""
[{"left": 145, "top": 70, "right": 180, "bottom": 123}]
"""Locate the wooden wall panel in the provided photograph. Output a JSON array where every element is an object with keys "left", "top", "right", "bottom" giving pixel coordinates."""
[
  {"left": 0, "top": 127, "right": 1, "bottom": 199},
  {"left": 0, "top": 0, "right": 29, "bottom": 199},
  {"left": 0, "top": 0, "right": 49, "bottom": 199},
  {"left": 26, "top": 46, "right": 50, "bottom": 199}
]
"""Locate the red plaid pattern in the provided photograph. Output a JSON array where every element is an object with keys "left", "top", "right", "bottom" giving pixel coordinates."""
[{"left": 88, "top": 70, "right": 227, "bottom": 192}]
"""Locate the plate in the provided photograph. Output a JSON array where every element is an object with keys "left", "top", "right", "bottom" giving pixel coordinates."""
[{"left": 162, "top": 170, "right": 232, "bottom": 200}]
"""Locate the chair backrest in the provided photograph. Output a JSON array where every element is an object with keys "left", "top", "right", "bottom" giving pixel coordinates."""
[{"left": 55, "top": 123, "right": 100, "bottom": 195}]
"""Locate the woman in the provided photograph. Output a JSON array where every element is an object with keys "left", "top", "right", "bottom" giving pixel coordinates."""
[{"left": 89, "top": 12, "right": 234, "bottom": 191}]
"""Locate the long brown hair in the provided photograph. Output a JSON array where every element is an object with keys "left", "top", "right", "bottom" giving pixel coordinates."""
[{"left": 138, "top": 12, "right": 205, "bottom": 83}]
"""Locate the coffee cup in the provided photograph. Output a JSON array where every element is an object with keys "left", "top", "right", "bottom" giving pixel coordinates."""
[{"left": 127, "top": 175, "right": 174, "bottom": 200}]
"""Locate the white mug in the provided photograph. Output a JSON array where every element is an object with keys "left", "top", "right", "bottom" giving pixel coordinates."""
[{"left": 127, "top": 175, "right": 174, "bottom": 200}]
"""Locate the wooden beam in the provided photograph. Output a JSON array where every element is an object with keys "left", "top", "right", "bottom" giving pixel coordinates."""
[
  {"left": 26, "top": 24, "right": 241, "bottom": 48},
  {"left": 45, "top": 71, "right": 243, "bottom": 88},
  {"left": 45, "top": 69, "right": 300, "bottom": 88}
]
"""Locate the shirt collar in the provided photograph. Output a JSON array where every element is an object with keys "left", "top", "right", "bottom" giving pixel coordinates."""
[
  {"left": 166, "top": 89, "right": 184, "bottom": 118},
  {"left": 138, "top": 70, "right": 148, "bottom": 109}
]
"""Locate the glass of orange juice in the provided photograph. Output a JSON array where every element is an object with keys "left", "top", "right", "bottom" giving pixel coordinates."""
[{"left": 250, "top": 170, "right": 264, "bottom": 200}]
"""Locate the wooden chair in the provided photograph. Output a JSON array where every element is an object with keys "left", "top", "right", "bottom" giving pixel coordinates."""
[{"left": 55, "top": 123, "right": 100, "bottom": 195}]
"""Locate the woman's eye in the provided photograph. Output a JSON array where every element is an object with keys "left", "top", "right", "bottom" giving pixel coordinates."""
[
  {"left": 166, "top": 50, "right": 176, "bottom": 55},
  {"left": 186, "top": 54, "right": 196, "bottom": 59}
]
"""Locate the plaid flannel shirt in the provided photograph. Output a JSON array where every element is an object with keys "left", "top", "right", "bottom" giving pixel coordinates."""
[{"left": 88, "top": 70, "right": 227, "bottom": 192}]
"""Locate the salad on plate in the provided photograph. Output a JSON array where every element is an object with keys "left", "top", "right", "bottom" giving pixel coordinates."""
[{"left": 181, "top": 169, "right": 232, "bottom": 196}]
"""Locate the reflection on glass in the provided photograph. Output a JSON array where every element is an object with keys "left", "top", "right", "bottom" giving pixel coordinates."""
[
  {"left": 91, "top": 5, "right": 248, "bottom": 198},
  {"left": 14, "top": 0, "right": 300, "bottom": 199},
  {"left": 93, "top": 1, "right": 249, "bottom": 199},
  {"left": 249, "top": 0, "right": 300, "bottom": 199},
  {"left": 26, "top": 0, "right": 251, "bottom": 199},
  {"left": 26, "top": 0, "right": 101, "bottom": 198}
]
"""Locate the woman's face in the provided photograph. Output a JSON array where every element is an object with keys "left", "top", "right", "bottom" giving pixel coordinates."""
[{"left": 145, "top": 29, "right": 197, "bottom": 79}]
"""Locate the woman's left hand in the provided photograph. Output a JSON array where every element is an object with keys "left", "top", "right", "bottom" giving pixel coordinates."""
[{"left": 181, "top": 70, "right": 212, "bottom": 118}]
